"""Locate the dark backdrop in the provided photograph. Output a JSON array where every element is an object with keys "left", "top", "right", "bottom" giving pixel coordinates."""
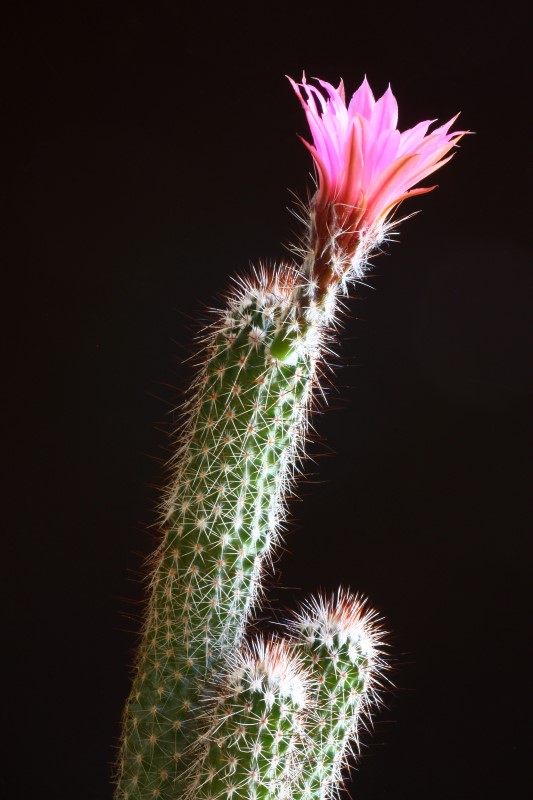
[{"left": 5, "top": 1, "right": 531, "bottom": 798}]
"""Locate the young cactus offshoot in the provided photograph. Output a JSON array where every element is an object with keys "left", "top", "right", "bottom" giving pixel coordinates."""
[
  {"left": 287, "top": 591, "right": 387, "bottom": 800},
  {"left": 114, "top": 75, "right": 465, "bottom": 798}
]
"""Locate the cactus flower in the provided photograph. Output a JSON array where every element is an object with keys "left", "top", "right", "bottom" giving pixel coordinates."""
[{"left": 289, "top": 75, "right": 465, "bottom": 290}]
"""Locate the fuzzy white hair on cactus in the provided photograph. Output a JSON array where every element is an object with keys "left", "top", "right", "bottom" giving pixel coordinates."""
[
  {"left": 225, "top": 637, "right": 311, "bottom": 709},
  {"left": 296, "top": 590, "right": 383, "bottom": 652}
]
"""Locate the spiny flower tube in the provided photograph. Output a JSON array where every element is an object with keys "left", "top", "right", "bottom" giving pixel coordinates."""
[{"left": 289, "top": 75, "right": 466, "bottom": 294}]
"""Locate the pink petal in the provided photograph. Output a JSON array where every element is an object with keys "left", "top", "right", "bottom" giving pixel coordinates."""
[
  {"left": 298, "top": 136, "right": 332, "bottom": 210},
  {"left": 377, "top": 185, "right": 437, "bottom": 221},
  {"left": 337, "top": 123, "right": 363, "bottom": 206},
  {"left": 371, "top": 85, "right": 398, "bottom": 132},
  {"left": 365, "top": 153, "right": 420, "bottom": 221},
  {"left": 398, "top": 119, "right": 435, "bottom": 155},
  {"left": 403, "top": 151, "right": 457, "bottom": 189},
  {"left": 431, "top": 113, "right": 462, "bottom": 138},
  {"left": 348, "top": 76, "right": 375, "bottom": 120},
  {"left": 371, "top": 128, "right": 401, "bottom": 180}
]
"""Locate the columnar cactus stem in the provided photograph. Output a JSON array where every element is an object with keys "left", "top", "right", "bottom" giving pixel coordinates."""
[
  {"left": 116, "top": 270, "right": 333, "bottom": 798},
  {"left": 286, "top": 592, "right": 386, "bottom": 800},
  {"left": 187, "top": 639, "right": 311, "bottom": 800}
]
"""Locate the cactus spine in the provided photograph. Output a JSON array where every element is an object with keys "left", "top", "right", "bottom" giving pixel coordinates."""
[{"left": 116, "top": 270, "right": 334, "bottom": 797}]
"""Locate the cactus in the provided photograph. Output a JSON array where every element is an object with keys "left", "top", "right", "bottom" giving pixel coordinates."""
[{"left": 114, "top": 74, "right": 466, "bottom": 799}]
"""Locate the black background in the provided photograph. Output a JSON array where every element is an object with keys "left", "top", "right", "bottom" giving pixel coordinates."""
[{"left": 5, "top": 1, "right": 531, "bottom": 798}]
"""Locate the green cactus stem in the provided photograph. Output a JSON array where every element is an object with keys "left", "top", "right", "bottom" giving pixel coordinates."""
[
  {"left": 115, "top": 268, "right": 333, "bottom": 798},
  {"left": 286, "top": 591, "right": 386, "bottom": 800}
]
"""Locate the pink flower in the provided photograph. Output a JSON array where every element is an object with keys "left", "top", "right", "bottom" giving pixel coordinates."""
[{"left": 289, "top": 75, "right": 466, "bottom": 289}]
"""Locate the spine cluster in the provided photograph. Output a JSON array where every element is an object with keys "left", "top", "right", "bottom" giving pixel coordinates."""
[{"left": 115, "top": 268, "right": 386, "bottom": 799}]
